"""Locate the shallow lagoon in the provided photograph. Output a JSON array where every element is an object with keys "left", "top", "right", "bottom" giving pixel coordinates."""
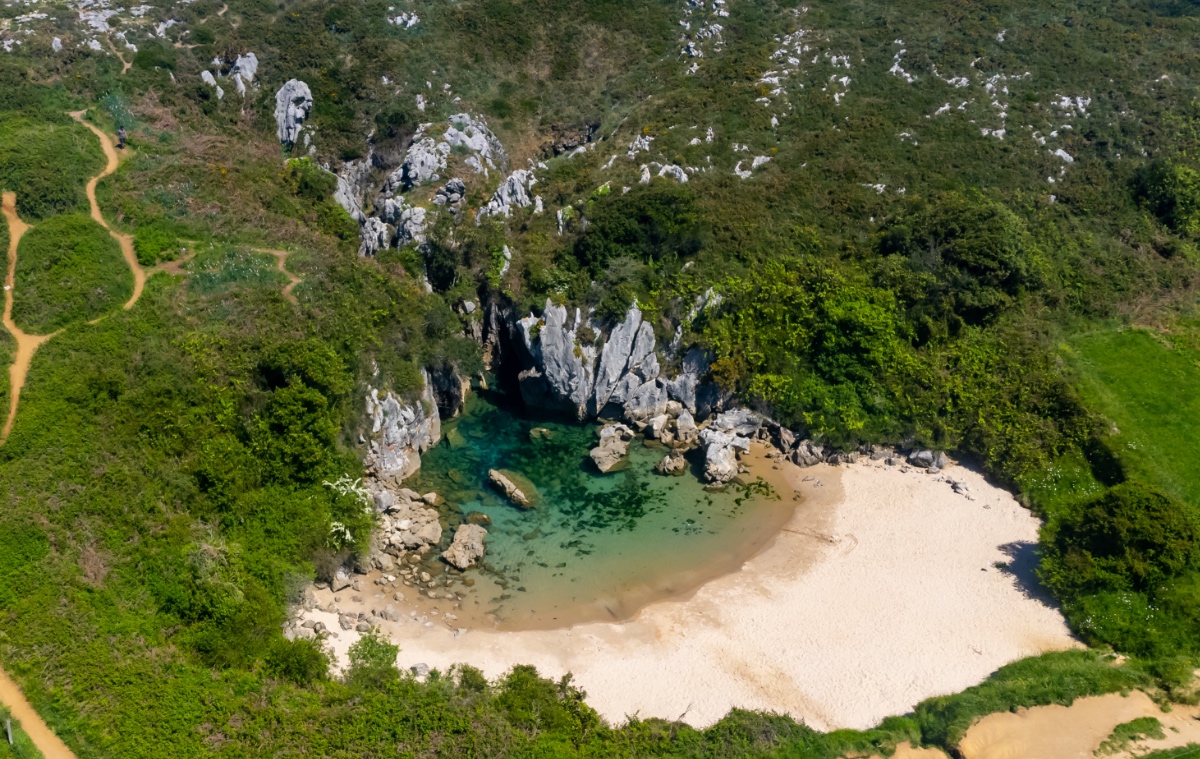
[{"left": 409, "top": 391, "right": 796, "bottom": 630}]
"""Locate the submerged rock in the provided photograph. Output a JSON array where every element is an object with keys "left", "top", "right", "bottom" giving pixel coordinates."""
[
  {"left": 590, "top": 423, "right": 633, "bottom": 473},
  {"left": 488, "top": 469, "right": 530, "bottom": 507},
  {"left": 442, "top": 523, "right": 487, "bottom": 570}
]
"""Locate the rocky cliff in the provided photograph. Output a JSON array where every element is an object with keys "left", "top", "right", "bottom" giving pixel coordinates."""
[{"left": 364, "top": 370, "right": 442, "bottom": 483}]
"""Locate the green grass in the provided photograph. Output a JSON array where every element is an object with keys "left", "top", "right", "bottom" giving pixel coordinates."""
[
  {"left": 0, "top": 211, "right": 11, "bottom": 423},
  {"left": 1067, "top": 329, "right": 1200, "bottom": 507},
  {"left": 10, "top": 214, "right": 132, "bottom": 333},
  {"left": 0, "top": 707, "right": 44, "bottom": 759},
  {"left": 1098, "top": 716, "right": 1166, "bottom": 755},
  {"left": 0, "top": 114, "right": 105, "bottom": 221},
  {"left": 185, "top": 246, "right": 288, "bottom": 296}
]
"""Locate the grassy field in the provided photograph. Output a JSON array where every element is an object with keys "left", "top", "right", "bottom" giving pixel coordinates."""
[
  {"left": 10, "top": 214, "right": 132, "bottom": 333},
  {"left": 1066, "top": 328, "right": 1200, "bottom": 507}
]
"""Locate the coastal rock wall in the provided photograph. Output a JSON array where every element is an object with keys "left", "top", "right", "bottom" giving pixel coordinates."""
[
  {"left": 494, "top": 299, "right": 723, "bottom": 425},
  {"left": 364, "top": 370, "right": 442, "bottom": 483}
]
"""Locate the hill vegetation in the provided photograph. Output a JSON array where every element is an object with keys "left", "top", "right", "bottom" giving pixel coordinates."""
[{"left": 0, "top": 0, "right": 1199, "bottom": 754}]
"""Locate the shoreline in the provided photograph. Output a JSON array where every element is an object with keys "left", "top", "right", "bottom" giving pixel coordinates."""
[{"left": 298, "top": 451, "right": 1078, "bottom": 731}]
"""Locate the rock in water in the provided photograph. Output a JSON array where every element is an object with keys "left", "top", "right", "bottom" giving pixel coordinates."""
[
  {"left": 699, "top": 409, "right": 759, "bottom": 483},
  {"left": 590, "top": 423, "right": 633, "bottom": 473},
  {"left": 488, "top": 469, "right": 530, "bottom": 507},
  {"left": 656, "top": 450, "right": 688, "bottom": 475},
  {"left": 274, "top": 79, "right": 313, "bottom": 146},
  {"left": 442, "top": 524, "right": 487, "bottom": 570}
]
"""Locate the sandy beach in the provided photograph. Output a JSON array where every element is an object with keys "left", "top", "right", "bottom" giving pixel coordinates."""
[{"left": 301, "top": 451, "right": 1078, "bottom": 731}]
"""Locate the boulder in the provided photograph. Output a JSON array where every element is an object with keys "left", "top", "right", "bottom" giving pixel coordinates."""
[
  {"left": 623, "top": 380, "right": 668, "bottom": 424},
  {"left": 908, "top": 449, "right": 936, "bottom": 469},
  {"left": 441, "top": 524, "right": 487, "bottom": 570},
  {"left": 792, "top": 440, "right": 825, "bottom": 467},
  {"left": 464, "top": 511, "right": 492, "bottom": 527},
  {"left": 590, "top": 423, "right": 633, "bottom": 473},
  {"left": 675, "top": 410, "right": 699, "bottom": 445},
  {"left": 655, "top": 450, "right": 688, "bottom": 475},
  {"left": 529, "top": 303, "right": 596, "bottom": 419},
  {"left": 488, "top": 469, "right": 530, "bottom": 508},
  {"left": 274, "top": 79, "right": 313, "bottom": 146},
  {"left": 331, "top": 569, "right": 352, "bottom": 593},
  {"left": 699, "top": 423, "right": 753, "bottom": 483}
]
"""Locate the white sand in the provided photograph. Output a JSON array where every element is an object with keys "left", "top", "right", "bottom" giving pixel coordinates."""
[{"left": 306, "top": 458, "right": 1079, "bottom": 731}]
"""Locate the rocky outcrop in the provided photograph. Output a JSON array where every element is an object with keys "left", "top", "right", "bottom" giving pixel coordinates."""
[
  {"left": 516, "top": 304, "right": 597, "bottom": 419},
  {"left": 476, "top": 169, "right": 536, "bottom": 221},
  {"left": 359, "top": 217, "right": 391, "bottom": 257},
  {"left": 699, "top": 409, "right": 760, "bottom": 483},
  {"left": 364, "top": 371, "right": 441, "bottom": 483},
  {"left": 201, "top": 70, "right": 224, "bottom": 100},
  {"left": 590, "top": 423, "right": 633, "bottom": 473},
  {"left": 382, "top": 114, "right": 506, "bottom": 194},
  {"left": 441, "top": 524, "right": 486, "bottom": 570},
  {"left": 230, "top": 52, "right": 258, "bottom": 96},
  {"left": 274, "top": 79, "right": 312, "bottom": 146},
  {"left": 428, "top": 362, "right": 470, "bottom": 418},
  {"left": 494, "top": 300, "right": 725, "bottom": 426},
  {"left": 488, "top": 469, "right": 530, "bottom": 508}
]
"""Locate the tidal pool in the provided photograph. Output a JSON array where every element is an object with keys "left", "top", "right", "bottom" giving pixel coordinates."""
[{"left": 408, "top": 391, "right": 798, "bottom": 630}]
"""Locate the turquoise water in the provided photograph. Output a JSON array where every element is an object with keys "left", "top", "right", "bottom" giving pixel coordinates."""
[{"left": 409, "top": 391, "right": 795, "bottom": 630}]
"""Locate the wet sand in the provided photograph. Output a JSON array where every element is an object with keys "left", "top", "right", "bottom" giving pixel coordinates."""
[{"left": 299, "top": 451, "right": 1078, "bottom": 730}]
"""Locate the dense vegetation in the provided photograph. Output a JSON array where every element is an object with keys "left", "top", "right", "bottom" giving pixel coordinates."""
[
  {"left": 10, "top": 214, "right": 132, "bottom": 332},
  {"left": 0, "top": 0, "right": 1199, "bottom": 753}
]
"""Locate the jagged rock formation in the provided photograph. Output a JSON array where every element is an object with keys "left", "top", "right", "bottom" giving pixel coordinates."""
[
  {"left": 441, "top": 524, "right": 487, "bottom": 570},
  {"left": 367, "top": 486, "right": 444, "bottom": 571},
  {"left": 655, "top": 450, "right": 688, "bottom": 475},
  {"left": 381, "top": 114, "right": 506, "bottom": 195},
  {"left": 590, "top": 423, "right": 633, "bottom": 473},
  {"left": 699, "top": 409, "right": 761, "bottom": 483},
  {"left": 497, "top": 300, "right": 724, "bottom": 425},
  {"left": 359, "top": 217, "right": 391, "bottom": 257},
  {"left": 477, "top": 169, "right": 536, "bottom": 221},
  {"left": 364, "top": 371, "right": 442, "bottom": 482},
  {"left": 230, "top": 52, "right": 257, "bottom": 96},
  {"left": 274, "top": 79, "right": 313, "bottom": 146}
]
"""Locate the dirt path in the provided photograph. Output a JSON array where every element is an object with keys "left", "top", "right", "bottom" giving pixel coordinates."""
[
  {"left": 252, "top": 247, "right": 302, "bottom": 304},
  {"left": 103, "top": 35, "right": 132, "bottom": 74},
  {"left": 69, "top": 111, "right": 146, "bottom": 310},
  {"left": 1, "top": 193, "right": 60, "bottom": 444},
  {"left": 0, "top": 663, "right": 77, "bottom": 758}
]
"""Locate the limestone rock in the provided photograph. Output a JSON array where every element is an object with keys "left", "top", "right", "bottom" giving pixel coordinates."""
[
  {"left": 383, "top": 114, "right": 505, "bottom": 194},
  {"left": 488, "top": 469, "right": 530, "bottom": 507},
  {"left": 364, "top": 371, "right": 442, "bottom": 482},
  {"left": 590, "top": 423, "right": 633, "bottom": 473},
  {"left": 698, "top": 410, "right": 758, "bottom": 483},
  {"left": 477, "top": 169, "right": 536, "bottom": 221},
  {"left": 441, "top": 524, "right": 487, "bottom": 570},
  {"left": 656, "top": 450, "right": 688, "bottom": 475},
  {"left": 358, "top": 216, "right": 391, "bottom": 257},
  {"left": 274, "top": 79, "right": 312, "bottom": 146}
]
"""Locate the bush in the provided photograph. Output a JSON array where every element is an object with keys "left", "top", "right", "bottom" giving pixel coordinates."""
[
  {"left": 877, "top": 192, "right": 1043, "bottom": 333},
  {"left": 1041, "top": 482, "right": 1200, "bottom": 657},
  {"left": 0, "top": 115, "right": 104, "bottom": 219},
  {"left": 265, "top": 637, "right": 330, "bottom": 685},
  {"left": 133, "top": 43, "right": 177, "bottom": 71},
  {"left": 1137, "top": 160, "right": 1200, "bottom": 237},
  {"left": 345, "top": 631, "right": 400, "bottom": 690},
  {"left": 133, "top": 221, "right": 180, "bottom": 265},
  {"left": 11, "top": 213, "right": 132, "bottom": 331},
  {"left": 574, "top": 180, "right": 707, "bottom": 275}
]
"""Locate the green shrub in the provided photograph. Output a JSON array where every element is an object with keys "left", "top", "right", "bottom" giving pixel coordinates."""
[
  {"left": 1041, "top": 482, "right": 1200, "bottom": 657},
  {"left": 265, "top": 637, "right": 330, "bottom": 685},
  {"left": 1137, "top": 160, "right": 1200, "bottom": 237},
  {"left": 133, "top": 43, "right": 177, "bottom": 71},
  {"left": 345, "top": 631, "right": 400, "bottom": 690},
  {"left": 11, "top": 213, "right": 132, "bottom": 331},
  {"left": 133, "top": 221, "right": 180, "bottom": 265},
  {"left": 0, "top": 115, "right": 104, "bottom": 220},
  {"left": 317, "top": 202, "right": 359, "bottom": 241},
  {"left": 878, "top": 192, "right": 1043, "bottom": 334},
  {"left": 574, "top": 180, "right": 707, "bottom": 275}
]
